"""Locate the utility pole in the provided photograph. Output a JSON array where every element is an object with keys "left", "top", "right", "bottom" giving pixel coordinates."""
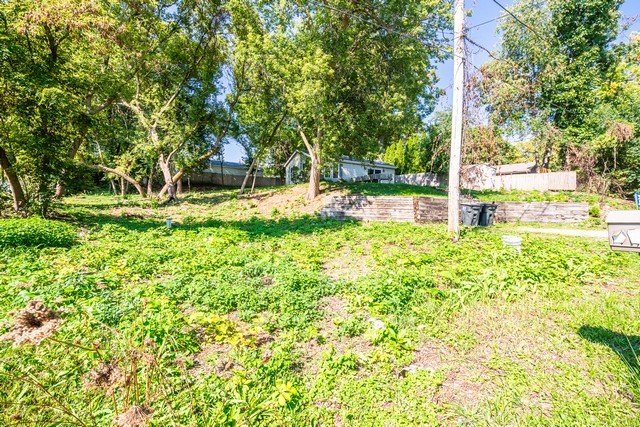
[{"left": 448, "top": 0, "right": 465, "bottom": 240}]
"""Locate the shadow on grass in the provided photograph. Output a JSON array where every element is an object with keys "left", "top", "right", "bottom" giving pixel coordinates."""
[
  {"left": 578, "top": 326, "right": 640, "bottom": 378},
  {"left": 67, "top": 211, "right": 360, "bottom": 238}
]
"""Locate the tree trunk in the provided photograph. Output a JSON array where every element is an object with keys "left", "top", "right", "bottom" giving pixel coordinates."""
[
  {"left": 0, "top": 146, "right": 27, "bottom": 212},
  {"left": 542, "top": 143, "right": 552, "bottom": 169},
  {"left": 308, "top": 153, "right": 320, "bottom": 200},
  {"left": 250, "top": 166, "right": 258, "bottom": 194},
  {"left": 177, "top": 178, "right": 183, "bottom": 194},
  {"left": 54, "top": 182, "right": 65, "bottom": 199},
  {"left": 84, "top": 163, "right": 146, "bottom": 197},
  {"left": 110, "top": 179, "right": 118, "bottom": 196},
  {"left": 299, "top": 126, "right": 321, "bottom": 200},
  {"left": 54, "top": 134, "right": 85, "bottom": 199},
  {"left": 147, "top": 163, "right": 155, "bottom": 196},
  {"left": 120, "top": 178, "right": 126, "bottom": 196},
  {"left": 158, "top": 156, "right": 178, "bottom": 202},
  {"left": 239, "top": 157, "right": 257, "bottom": 195}
]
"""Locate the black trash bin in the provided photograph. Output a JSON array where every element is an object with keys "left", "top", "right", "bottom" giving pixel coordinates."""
[
  {"left": 460, "top": 203, "right": 483, "bottom": 226},
  {"left": 479, "top": 203, "right": 498, "bottom": 226}
]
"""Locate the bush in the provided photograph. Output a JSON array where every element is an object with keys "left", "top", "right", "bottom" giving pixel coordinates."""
[{"left": 0, "top": 218, "right": 76, "bottom": 248}]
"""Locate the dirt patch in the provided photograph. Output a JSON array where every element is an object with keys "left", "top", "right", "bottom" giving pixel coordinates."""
[
  {"left": 190, "top": 341, "right": 233, "bottom": 376},
  {"left": 323, "top": 245, "right": 372, "bottom": 282},
  {"left": 321, "top": 296, "right": 350, "bottom": 319},
  {"left": 1, "top": 300, "right": 60, "bottom": 346},
  {"left": 298, "top": 296, "right": 374, "bottom": 376},
  {"left": 114, "top": 405, "right": 152, "bottom": 427},
  {"left": 410, "top": 339, "right": 493, "bottom": 408},
  {"left": 84, "top": 361, "right": 123, "bottom": 394},
  {"left": 242, "top": 185, "right": 339, "bottom": 217}
]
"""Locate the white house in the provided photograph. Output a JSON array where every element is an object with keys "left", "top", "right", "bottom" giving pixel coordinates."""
[{"left": 284, "top": 151, "right": 397, "bottom": 185}]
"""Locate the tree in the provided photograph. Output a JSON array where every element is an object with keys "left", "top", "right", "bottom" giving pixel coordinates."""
[
  {"left": 0, "top": 0, "right": 122, "bottom": 214},
  {"left": 247, "top": 0, "right": 449, "bottom": 199},
  {"left": 477, "top": 0, "right": 624, "bottom": 169}
]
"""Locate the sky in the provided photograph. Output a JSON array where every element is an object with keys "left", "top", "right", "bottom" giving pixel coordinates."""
[{"left": 222, "top": 0, "right": 640, "bottom": 163}]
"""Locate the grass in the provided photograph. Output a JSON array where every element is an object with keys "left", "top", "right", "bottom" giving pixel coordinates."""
[{"left": 1, "top": 189, "right": 640, "bottom": 426}]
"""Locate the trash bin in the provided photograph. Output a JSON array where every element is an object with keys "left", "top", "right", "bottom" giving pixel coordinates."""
[
  {"left": 479, "top": 203, "right": 498, "bottom": 226},
  {"left": 460, "top": 203, "right": 483, "bottom": 226}
]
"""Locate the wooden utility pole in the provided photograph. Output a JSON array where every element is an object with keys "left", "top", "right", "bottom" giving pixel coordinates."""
[{"left": 448, "top": 0, "right": 465, "bottom": 239}]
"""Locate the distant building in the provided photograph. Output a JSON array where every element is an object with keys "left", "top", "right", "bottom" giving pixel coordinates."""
[
  {"left": 495, "top": 162, "right": 540, "bottom": 175},
  {"left": 284, "top": 151, "right": 397, "bottom": 185},
  {"left": 204, "top": 160, "right": 264, "bottom": 177}
]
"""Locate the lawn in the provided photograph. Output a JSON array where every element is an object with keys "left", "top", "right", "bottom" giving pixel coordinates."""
[{"left": 1, "top": 189, "right": 640, "bottom": 426}]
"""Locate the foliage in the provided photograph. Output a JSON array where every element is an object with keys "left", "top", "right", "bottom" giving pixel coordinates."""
[
  {"left": 477, "top": 0, "right": 640, "bottom": 194},
  {"left": 1, "top": 190, "right": 640, "bottom": 425},
  {"left": 238, "top": 0, "right": 451, "bottom": 198},
  {"left": 0, "top": 217, "right": 76, "bottom": 248}
]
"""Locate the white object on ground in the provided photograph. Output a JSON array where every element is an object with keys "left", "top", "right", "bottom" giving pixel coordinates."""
[
  {"left": 502, "top": 235, "right": 522, "bottom": 253},
  {"left": 369, "top": 318, "right": 385, "bottom": 330}
]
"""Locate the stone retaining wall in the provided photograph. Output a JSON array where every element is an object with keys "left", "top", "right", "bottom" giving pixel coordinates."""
[{"left": 320, "top": 196, "right": 589, "bottom": 224}]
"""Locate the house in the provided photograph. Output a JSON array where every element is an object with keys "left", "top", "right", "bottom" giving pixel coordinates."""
[{"left": 284, "top": 151, "right": 397, "bottom": 185}]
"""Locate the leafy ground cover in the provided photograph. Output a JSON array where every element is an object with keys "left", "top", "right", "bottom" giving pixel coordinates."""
[{"left": 1, "top": 189, "right": 640, "bottom": 426}]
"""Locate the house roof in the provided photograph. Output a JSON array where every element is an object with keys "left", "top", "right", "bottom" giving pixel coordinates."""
[
  {"left": 284, "top": 150, "right": 309, "bottom": 168},
  {"left": 284, "top": 151, "right": 397, "bottom": 169},
  {"left": 339, "top": 156, "right": 397, "bottom": 169},
  {"left": 495, "top": 162, "right": 537, "bottom": 175}
]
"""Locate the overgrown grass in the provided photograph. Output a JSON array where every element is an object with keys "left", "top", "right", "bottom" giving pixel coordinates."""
[
  {"left": 471, "top": 188, "right": 633, "bottom": 208},
  {"left": 1, "top": 191, "right": 639, "bottom": 426},
  {"left": 0, "top": 217, "right": 76, "bottom": 248},
  {"left": 334, "top": 182, "right": 448, "bottom": 197}
]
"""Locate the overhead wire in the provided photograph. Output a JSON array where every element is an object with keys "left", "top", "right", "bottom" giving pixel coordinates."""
[
  {"left": 490, "top": 0, "right": 552, "bottom": 47},
  {"left": 305, "top": 0, "right": 577, "bottom": 120}
]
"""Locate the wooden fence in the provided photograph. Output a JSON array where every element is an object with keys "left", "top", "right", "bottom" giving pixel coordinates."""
[
  {"left": 394, "top": 173, "right": 442, "bottom": 187},
  {"left": 392, "top": 171, "right": 577, "bottom": 192},
  {"left": 493, "top": 172, "right": 576, "bottom": 191},
  {"left": 320, "top": 196, "right": 589, "bottom": 224},
  {"left": 185, "top": 172, "right": 283, "bottom": 187}
]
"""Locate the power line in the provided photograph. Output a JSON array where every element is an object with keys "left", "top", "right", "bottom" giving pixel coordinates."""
[
  {"left": 491, "top": 0, "right": 551, "bottom": 47},
  {"left": 464, "top": 35, "right": 573, "bottom": 118},
  {"left": 467, "top": 13, "right": 506, "bottom": 30}
]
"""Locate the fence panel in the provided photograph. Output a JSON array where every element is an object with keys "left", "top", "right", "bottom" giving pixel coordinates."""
[{"left": 493, "top": 172, "right": 576, "bottom": 191}]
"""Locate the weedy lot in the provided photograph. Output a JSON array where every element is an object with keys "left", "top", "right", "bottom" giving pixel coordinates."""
[{"left": 1, "top": 187, "right": 640, "bottom": 426}]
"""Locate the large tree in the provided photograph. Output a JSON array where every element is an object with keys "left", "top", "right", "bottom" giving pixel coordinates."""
[
  {"left": 0, "top": 0, "right": 123, "bottom": 214},
  {"left": 241, "top": 0, "right": 450, "bottom": 199},
  {"left": 477, "top": 0, "right": 624, "bottom": 169}
]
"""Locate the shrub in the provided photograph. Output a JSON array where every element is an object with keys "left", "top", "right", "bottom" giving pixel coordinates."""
[{"left": 0, "top": 218, "right": 76, "bottom": 248}]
